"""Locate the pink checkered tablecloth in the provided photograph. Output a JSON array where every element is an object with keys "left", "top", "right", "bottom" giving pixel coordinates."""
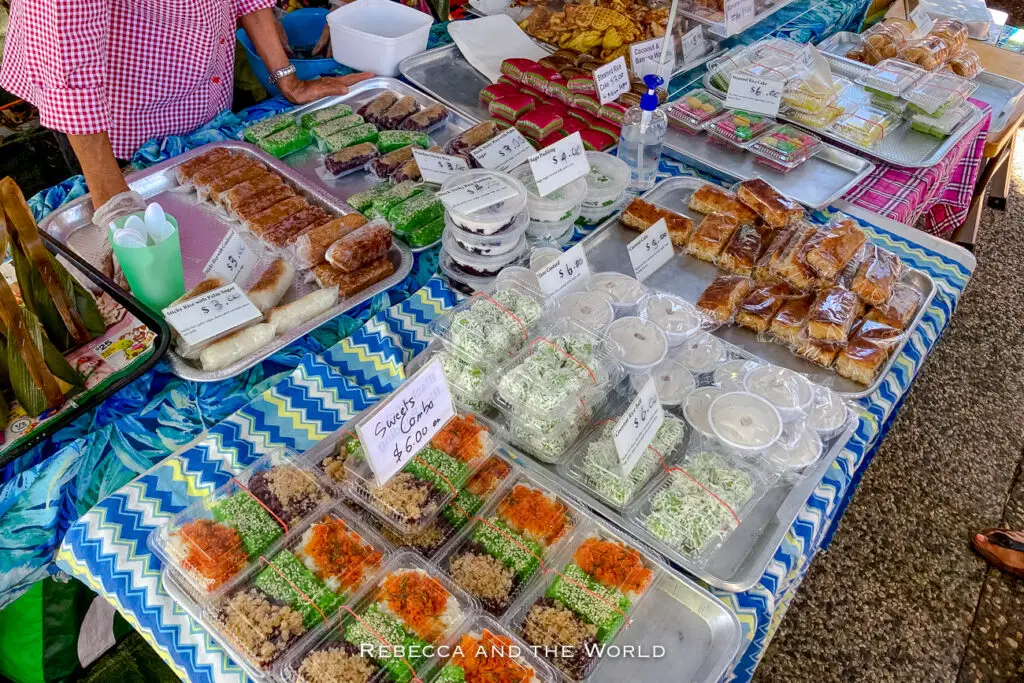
[{"left": 842, "top": 99, "right": 991, "bottom": 239}]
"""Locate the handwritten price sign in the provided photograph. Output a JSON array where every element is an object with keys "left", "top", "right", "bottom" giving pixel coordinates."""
[
  {"left": 627, "top": 218, "right": 674, "bottom": 281},
  {"left": 536, "top": 243, "right": 591, "bottom": 298},
  {"left": 528, "top": 132, "right": 589, "bottom": 197},
  {"left": 471, "top": 128, "right": 534, "bottom": 172},
  {"left": 162, "top": 283, "right": 262, "bottom": 347},
  {"left": 356, "top": 358, "right": 457, "bottom": 486},
  {"left": 725, "top": 72, "right": 784, "bottom": 116},
  {"left": 613, "top": 376, "right": 664, "bottom": 475},
  {"left": 204, "top": 231, "right": 258, "bottom": 285},
  {"left": 594, "top": 56, "right": 631, "bottom": 105},
  {"left": 724, "top": 0, "right": 756, "bottom": 35},
  {"left": 413, "top": 149, "right": 470, "bottom": 184},
  {"left": 438, "top": 175, "right": 519, "bottom": 215}
]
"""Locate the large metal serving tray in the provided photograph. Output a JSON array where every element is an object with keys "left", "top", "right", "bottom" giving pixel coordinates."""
[
  {"left": 818, "top": 31, "right": 1024, "bottom": 140},
  {"left": 663, "top": 125, "right": 876, "bottom": 209},
  {"left": 41, "top": 140, "right": 413, "bottom": 383},
  {"left": 703, "top": 55, "right": 987, "bottom": 168},
  {"left": 580, "top": 176, "right": 936, "bottom": 399}
]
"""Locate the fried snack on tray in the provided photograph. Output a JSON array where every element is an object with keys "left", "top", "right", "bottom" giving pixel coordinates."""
[
  {"left": 519, "top": 1, "right": 669, "bottom": 62},
  {"left": 620, "top": 197, "right": 694, "bottom": 246},
  {"left": 770, "top": 223, "right": 820, "bottom": 291},
  {"left": 176, "top": 147, "right": 231, "bottom": 185},
  {"left": 835, "top": 319, "right": 903, "bottom": 384},
  {"left": 314, "top": 258, "right": 395, "bottom": 297},
  {"left": 736, "top": 178, "right": 803, "bottom": 229},
  {"left": 688, "top": 184, "right": 760, "bottom": 226},
  {"left": 852, "top": 245, "right": 902, "bottom": 306},
  {"left": 687, "top": 212, "right": 739, "bottom": 262},
  {"left": 864, "top": 282, "right": 922, "bottom": 330},
  {"left": 804, "top": 217, "right": 867, "bottom": 281},
  {"left": 806, "top": 287, "right": 863, "bottom": 343},
  {"left": 736, "top": 282, "right": 792, "bottom": 334},
  {"left": 755, "top": 224, "right": 798, "bottom": 283},
  {"left": 769, "top": 293, "right": 814, "bottom": 345},
  {"left": 696, "top": 275, "right": 752, "bottom": 323},
  {"left": 717, "top": 224, "right": 772, "bottom": 276}
]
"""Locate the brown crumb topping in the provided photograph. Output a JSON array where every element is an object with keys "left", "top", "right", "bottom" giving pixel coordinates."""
[
  {"left": 217, "top": 588, "right": 305, "bottom": 666},
  {"left": 298, "top": 646, "right": 379, "bottom": 683},
  {"left": 322, "top": 455, "right": 346, "bottom": 484},
  {"left": 373, "top": 472, "right": 436, "bottom": 521},
  {"left": 450, "top": 552, "right": 515, "bottom": 604},
  {"left": 523, "top": 600, "right": 597, "bottom": 649},
  {"left": 268, "top": 466, "right": 326, "bottom": 511}
]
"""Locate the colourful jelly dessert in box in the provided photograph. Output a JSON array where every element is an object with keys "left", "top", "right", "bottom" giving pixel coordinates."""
[
  {"left": 447, "top": 483, "right": 576, "bottom": 615},
  {"left": 434, "top": 629, "right": 544, "bottom": 683},
  {"left": 705, "top": 109, "right": 772, "bottom": 148},
  {"left": 748, "top": 124, "right": 822, "bottom": 173},
  {"left": 667, "top": 89, "right": 724, "bottom": 133}
]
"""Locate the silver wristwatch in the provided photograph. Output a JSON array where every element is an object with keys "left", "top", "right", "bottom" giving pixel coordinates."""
[{"left": 269, "top": 64, "right": 297, "bottom": 85}]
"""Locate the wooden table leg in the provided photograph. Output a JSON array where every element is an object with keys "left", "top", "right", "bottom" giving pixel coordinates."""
[{"left": 987, "top": 131, "right": 1016, "bottom": 211}]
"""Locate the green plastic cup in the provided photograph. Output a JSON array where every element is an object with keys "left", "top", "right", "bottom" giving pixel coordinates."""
[{"left": 109, "top": 213, "right": 186, "bottom": 312}]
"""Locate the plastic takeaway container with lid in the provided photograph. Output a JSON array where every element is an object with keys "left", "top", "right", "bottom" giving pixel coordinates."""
[
  {"left": 440, "top": 169, "right": 529, "bottom": 236},
  {"left": 327, "top": 0, "right": 433, "bottom": 77}
]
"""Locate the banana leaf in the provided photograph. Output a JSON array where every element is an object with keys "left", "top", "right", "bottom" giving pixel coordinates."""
[
  {"left": 0, "top": 315, "right": 64, "bottom": 416},
  {"left": 26, "top": 308, "right": 84, "bottom": 387},
  {"left": 0, "top": 391, "right": 9, "bottom": 430}
]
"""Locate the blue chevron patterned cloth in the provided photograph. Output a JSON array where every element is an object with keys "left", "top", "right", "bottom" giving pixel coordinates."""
[{"left": 55, "top": 198, "right": 972, "bottom": 681}]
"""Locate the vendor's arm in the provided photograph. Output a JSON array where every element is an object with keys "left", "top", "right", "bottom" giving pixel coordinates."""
[
  {"left": 68, "top": 133, "right": 130, "bottom": 210},
  {"left": 238, "top": 6, "right": 375, "bottom": 104}
]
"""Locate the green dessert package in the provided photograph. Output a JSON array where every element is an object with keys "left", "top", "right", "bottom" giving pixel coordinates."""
[
  {"left": 545, "top": 563, "right": 630, "bottom": 643},
  {"left": 243, "top": 114, "right": 293, "bottom": 143},
  {"left": 376, "top": 130, "right": 431, "bottom": 154},
  {"left": 253, "top": 550, "right": 343, "bottom": 627},
  {"left": 386, "top": 190, "right": 443, "bottom": 234},
  {"left": 318, "top": 123, "right": 380, "bottom": 154},
  {"left": 347, "top": 181, "right": 394, "bottom": 213},
  {"left": 301, "top": 103, "right": 354, "bottom": 129},
  {"left": 257, "top": 125, "right": 312, "bottom": 158},
  {"left": 210, "top": 493, "right": 283, "bottom": 557},
  {"left": 312, "top": 114, "right": 366, "bottom": 140}
]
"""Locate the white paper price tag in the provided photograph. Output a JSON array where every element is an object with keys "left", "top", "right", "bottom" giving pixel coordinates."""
[
  {"left": 681, "top": 26, "right": 708, "bottom": 66},
  {"left": 438, "top": 176, "right": 519, "bottom": 215},
  {"left": 355, "top": 358, "right": 457, "bottom": 487},
  {"left": 528, "top": 132, "right": 589, "bottom": 197},
  {"left": 413, "top": 149, "right": 470, "bottom": 185},
  {"left": 536, "top": 243, "right": 590, "bottom": 298},
  {"left": 204, "top": 231, "right": 259, "bottom": 284},
  {"left": 630, "top": 38, "right": 676, "bottom": 77},
  {"left": 613, "top": 376, "right": 664, "bottom": 476},
  {"left": 162, "top": 283, "right": 262, "bottom": 347},
  {"left": 627, "top": 218, "right": 674, "bottom": 281},
  {"left": 910, "top": 5, "right": 934, "bottom": 38},
  {"left": 594, "top": 56, "right": 631, "bottom": 105},
  {"left": 726, "top": 72, "right": 785, "bottom": 116},
  {"left": 470, "top": 128, "right": 534, "bottom": 172},
  {"left": 724, "top": 0, "right": 756, "bottom": 35}
]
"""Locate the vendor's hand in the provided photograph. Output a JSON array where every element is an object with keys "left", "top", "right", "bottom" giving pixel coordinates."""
[{"left": 278, "top": 72, "right": 376, "bottom": 105}]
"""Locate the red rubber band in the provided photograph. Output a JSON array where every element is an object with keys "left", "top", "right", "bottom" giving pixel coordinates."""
[
  {"left": 476, "top": 291, "right": 528, "bottom": 343},
  {"left": 257, "top": 556, "right": 326, "bottom": 623},
  {"left": 532, "top": 337, "right": 597, "bottom": 384},
  {"left": 339, "top": 605, "right": 423, "bottom": 683},
  {"left": 649, "top": 448, "right": 741, "bottom": 524}
]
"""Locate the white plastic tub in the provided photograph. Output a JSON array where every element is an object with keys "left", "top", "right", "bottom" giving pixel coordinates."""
[{"left": 327, "top": 0, "right": 433, "bottom": 77}]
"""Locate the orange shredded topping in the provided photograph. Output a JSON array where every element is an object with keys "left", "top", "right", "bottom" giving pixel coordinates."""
[
  {"left": 304, "top": 517, "right": 383, "bottom": 591},
  {"left": 573, "top": 537, "right": 653, "bottom": 596},
  {"left": 497, "top": 484, "right": 572, "bottom": 546},
  {"left": 465, "top": 457, "right": 512, "bottom": 497},
  {"left": 380, "top": 571, "right": 451, "bottom": 641},
  {"left": 179, "top": 519, "right": 248, "bottom": 589},
  {"left": 451, "top": 630, "right": 534, "bottom": 683},
  {"left": 431, "top": 414, "right": 488, "bottom": 462}
]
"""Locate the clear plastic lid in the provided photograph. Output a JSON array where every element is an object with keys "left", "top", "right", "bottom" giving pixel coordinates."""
[
  {"left": 761, "top": 424, "right": 824, "bottom": 472},
  {"left": 440, "top": 170, "right": 528, "bottom": 236},
  {"left": 605, "top": 316, "right": 669, "bottom": 372},
  {"left": 499, "top": 401, "right": 591, "bottom": 465},
  {"left": 806, "top": 385, "right": 852, "bottom": 437},
  {"left": 445, "top": 208, "right": 530, "bottom": 252},
  {"left": 561, "top": 408, "right": 689, "bottom": 510},
  {"left": 510, "top": 165, "right": 588, "bottom": 222},
  {"left": 277, "top": 551, "right": 477, "bottom": 683},
  {"left": 491, "top": 318, "right": 624, "bottom": 423},
  {"left": 869, "top": 94, "right": 910, "bottom": 117},
  {"left": 406, "top": 341, "right": 492, "bottom": 411},
  {"left": 525, "top": 207, "right": 581, "bottom": 242},
  {"left": 342, "top": 413, "right": 497, "bottom": 535},
  {"left": 751, "top": 37, "right": 809, "bottom": 62},
  {"left": 665, "top": 89, "right": 726, "bottom": 130},
  {"left": 583, "top": 151, "right": 631, "bottom": 206},
  {"left": 712, "top": 358, "right": 763, "bottom": 393},
  {"left": 558, "top": 289, "right": 616, "bottom": 330},
  {"left": 704, "top": 109, "right": 775, "bottom": 145},
  {"left": 443, "top": 230, "right": 527, "bottom": 278},
  {"left": 737, "top": 54, "right": 808, "bottom": 85},
  {"left": 856, "top": 59, "right": 926, "bottom": 97},
  {"left": 782, "top": 76, "right": 841, "bottom": 115},
  {"left": 904, "top": 71, "right": 978, "bottom": 116},
  {"left": 671, "top": 331, "right": 726, "bottom": 375},
  {"left": 910, "top": 102, "right": 972, "bottom": 137},
  {"left": 747, "top": 124, "right": 822, "bottom": 170},
  {"left": 424, "top": 613, "right": 559, "bottom": 683},
  {"left": 708, "top": 391, "right": 783, "bottom": 455},
  {"left": 439, "top": 471, "right": 583, "bottom": 617},
  {"left": 707, "top": 46, "right": 755, "bottom": 89},
  {"left": 149, "top": 448, "right": 330, "bottom": 601},
  {"left": 899, "top": 35, "right": 950, "bottom": 71},
  {"left": 742, "top": 365, "right": 814, "bottom": 422},
  {"left": 831, "top": 105, "right": 900, "bottom": 147},
  {"left": 682, "top": 386, "right": 723, "bottom": 437},
  {"left": 429, "top": 282, "right": 551, "bottom": 370},
  {"left": 584, "top": 271, "right": 646, "bottom": 313},
  {"left": 506, "top": 521, "right": 659, "bottom": 681},
  {"left": 639, "top": 291, "right": 703, "bottom": 346},
  {"left": 786, "top": 102, "right": 845, "bottom": 128},
  {"left": 642, "top": 357, "right": 697, "bottom": 407}
]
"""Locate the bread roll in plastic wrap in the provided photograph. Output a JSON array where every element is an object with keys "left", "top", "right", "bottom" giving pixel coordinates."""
[{"left": 325, "top": 221, "right": 392, "bottom": 273}]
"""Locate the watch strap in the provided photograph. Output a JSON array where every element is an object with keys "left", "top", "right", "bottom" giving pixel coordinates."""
[{"left": 269, "top": 64, "right": 297, "bottom": 85}]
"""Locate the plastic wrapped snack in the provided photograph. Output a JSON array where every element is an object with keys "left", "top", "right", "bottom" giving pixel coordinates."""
[
  {"left": 911, "top": 102, "right": 972, "bottom": 138},
  {"left": 707, "top": 46, "right": 756, "bottom": 91},
  {"left": 742, "top": 364, "right": 813, "bottom": 422},
  {"left": 377, "top": 96, "right": 420, "bottom": 130},
  {"left": 806, "top": 287, "right": 863, "bottom": 343},
  {"left": 258, "top": 125, "right": 312, "bottom": 158},
  {"left": 748, "top": 124, "right": 822, "bottom": 173},
  {"left": 928, "top": 17, "right": 969, "bottom": 55},
  {"left": 865, "top": 281, "right": 922, "bottom": 330},
  {"left": 429, "top": 616, "right": 557, "bottom": 683},
  {"left": 703, "top": 109, "right": 774, "bottom": 149},
  {"left": 696, "top": 275, "right": 752, "bottom": 323},
  {"left": 189, "top": 154, "right": 253, "bottom": 193},
  {"left": 440, "top": 169, "right": 528, "bottom": 236},
  {"left": 220, "top": 172, "right": 283, "bottom": 211},
  {"left": 323, "top": 142, "right": 378, "bottom": 177},
  {"left": 443, "top": 121, "right": 501, "bottom": 155},
  {"left": 300, "top": 103, "right": 354, "bottom": 129},
  {"left": 310, "top": 114, "right": 364, "bottom": 141},
  {"left": 787, "top": 102, "right": 845, "bottom": 128},
  {"left": 442, "top": 476, "right": 579, "bottom": 615},
  {"left": 770, "top": 222, "right": 820, "bottom": 290},
  {"left": 754, "top": 223, "right": 797, "bottom": 282},
  {"left": 688, "top": 184, "right": 760, "bottom": 226},
  {"left": 835, "top": 319, "right": 904, "bottom": 384},
  {"left": 401, "top": 104, "right": 449, "bottom": 132},
  {"left": 620, "top": 197, "right": 696, "bottom": 246},
  {"left": 345, "top": 181, "right": 392, "bottom": 212},
  {"left": 318, "top": 123, "right": 379, "bottom": 154},
  {"left": 946, "top": 49, "right": 982, "bottom": 79},
  {"left": 900, "top": 35, "right": 950, "bottom": 71},
  {"left": 366, "top": 181, "right": 424, "bottom": 220},
  {"left": 314, "top": 257, "right": 395, "bottom": 298},
  {"left": 263, "top": 206, "right": 333, "bottom": 248},
  {"left": 852, "top": 244, "right": 903, "bottom": 306},
  {"left": 293, "top": 214, "right": 367, "bottom": 269},
  {"left": 832, "top": 105, "right": 899, "bottom": 147},
  {"left": 203, "top": 161, "right": 267, "bottom": 204},
  {"left": 736, "top": 282, "right": 793, "bottom": 333},
  {"left": 905, "top": 71, "right": 977, "bottom": 117},
  {"left": 736, "top": 178, "right": 803, "bottom": 229},
  {"left": 243, "top": 114, "right": 293, "bottom": 143},
  {"left": 377, "top": 130, "right": 431, "bottom": 154},
  {"left": 665, "top": 89, "right": 725, "bottom": 134},
  {"left": 387, "top": 191, "right": 444, "bottom": 236},
  {"left": 640, "top": 291, "right": 703, "bottom": 346},
  {"left": 769, "top": 292, "right": 814, "bottom": 345},
  {"left": 855, "top": 59, "right": 925, "bottom": 100},
  {"left": 687, "top": 212, "right": 740, "bottom": 262},
  {"left": 803, "top": 216, "right": 867, "bottom": 281},
  {"left": 782, "top": 76, "right": 841, "bottom": 115}
]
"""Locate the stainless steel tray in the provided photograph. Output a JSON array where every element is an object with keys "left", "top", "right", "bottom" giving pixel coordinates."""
[
  {"left": 278, "top": 76, "right": 478, "bottom": 252},
  {"left": 663, "top": 126, "right": 876, "bottom": 209},
  {"left": 818, "top": 31, "right": 1024, "bottom": 140},
  {"left": 703, "top": 55, "right": 988, "bottom": 168},
  {"left": 579, "top": 176, "right": 937, "bottom": 399},
  {"left": 41, "top": 140, "right": 413, "bottom": 383}
]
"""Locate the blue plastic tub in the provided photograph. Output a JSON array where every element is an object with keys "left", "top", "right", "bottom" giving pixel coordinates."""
[{"left": 236, "top": 8, "right": 341, "bottom": 96}]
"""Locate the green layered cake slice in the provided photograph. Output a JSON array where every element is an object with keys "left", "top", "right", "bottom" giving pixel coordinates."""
[
  {"left": 318, "top": 123, "right": 379, "bottom": 153},
  {"left": 386, "top": 191, "right": 443, "bottom": 235},
  {"left": 254, "top": 550, "right": 342, "bottom": 628},
  {"left": 312, "top": 114, "right": 365, "bottom": 140},
  {"left": 366, "top": 181, "right": 424, "bottom": 219},
  {"left": 405, "top": 446, "right": 469, "bottom": 490},
  {"left": 211, "top": 493, "right": 282, "bottom": 558},
  {"left": 376, "top": 130, "right": 431, "bottom": 154},
  {"left": 257, "top": 125, "right": 312, "bottom": 158},
  {"left": 301, "top": 103, "right": 354, "bottom": 129},
  {"left": 347, "top": 182, "right": 394, "bottom": 213},
  {"left": 471, "top": 517, "right": 543, "bottom": 581},
  {"left": 244, "top": 114, "right": 293, "bottom": 143},
  {"left": 545, "top": 563, "right": 630, "bottom": 643}
]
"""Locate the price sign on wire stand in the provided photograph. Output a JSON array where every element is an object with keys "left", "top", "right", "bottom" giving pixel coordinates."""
[
  {"left": 630, "top": 37, "right": 676, "bottom": 78},
  {"left": 413, "top": 149, "right": 470, "bottom": 184},
  {"left": 681, "top": 25, "right": 707, "bottom": 66},
  {"left": 627, "top": 218, "right": 674, "bottom": 281},
  {"left": 528, "top": 132, "right": 589, "bottom": 197},
  {"left": 162, "top": 283, "right": 262, "bottom": 347},
  {"left": 613, "top": 376, "right": 664, "bottom": 475},
  {"left": 471, "top": 128, "right": 534, "bottom": 172},
  {"left": 356, "top": 357, "right": 457, "bottom": 487},
  {"left": 726, "top": 72, "right": 785, "bottom": 116},
  {"left": 536, "top": 243, "right": 590, "bottom": 298},
  {"left": 204, "top": 231, "right": 259, "bottom": 285},
  {"left": 438, "top": 175, "right": 519, "bottom": 215},
  {"left": 594, "top": 56, "right": 631, "bottom": 105},
  {"left": 724, "top": 0, "right": 756, "bottom": 36}
]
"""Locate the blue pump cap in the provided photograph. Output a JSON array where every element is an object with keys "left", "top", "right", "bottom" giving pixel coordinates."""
[{"left": 640, "top": 74, "right": 664, "bottom": 112}]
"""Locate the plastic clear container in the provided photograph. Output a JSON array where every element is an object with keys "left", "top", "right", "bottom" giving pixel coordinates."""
[
  {"left": 712, "top": 358, "right": 763, "bottom": 393},
  {"left": 737, "top": 54, "right": 808, "bottom": 85},
  {"left": 704, "top": 109, "right": 774, "bottom": 149},
  {"left": 445, "top": 209, "right": 529, "bottom": 257},
  {"left": 751, "top": 37, "right": 808, "bottom": 62},
  {"left": 747, "top": 124, "right": 822, "bottom": 173},
  {"left": 642, "top": 357, "right": 697, "bottom": 407},
  {"left": 665, "top": 89, "right": 726, "bottom": 134},
  {"left": 627, "top": 441, "right": 769, "bottom": 563},
  {"left": 440, "top": 251, "right": 500, "bottom": 292},
  {"left": 639, "top": 291, "right": 703, "bottom": 347},
  {"left": 605, "top": 316, "right": 669, "bottom": 373},
  {"left": 786, "top": 102, "right": 845, "bottom": 128},
  {"left": 148, "top": 448, "right": 331, "bottom": 602},
  {"left": 511, "top": 165, "right": 588, "bottom": 223},
  {"left": 855, "top": 59, "right": 926, "bottom": 99},
  {"left": 708, "top": 391, "right": 783, "bottom": 456},
  {"left": 584, "top": 272, "right": 646, "bottom": 316},
  {"left": 496, "top": 265, "right": 541, "bottom": 292},
  {"left": 438, "top": 471, "right": 583, "bottom": 617},
  {"left": 904, "top": 71, "right": 977, "bottom": 116},
  {"left": 899, "top": 35, "right": 950, "bottom": 71},
  {"left": 529, "top": 247, "right": 563, "bottom": 272},
  {"left": 782, "top": 77, "right": 840, "bottom": 115},
  {"left": 910, "top": 102, "right": 972, "bottom": 138},
  {"left": 423, "top": 613, "right": 559, "bottom": 683},
  {"left": 440, "top": 170, "right": 528, "bottom": 236},
  {"left": 428, "top": 282, "right": 551, "bottom": 370},
  {"left": 672, "top": 331, "right": 726, "bottom": 375},
  {"left": 582, "top": 152, "right": 630, "bottom": 209},
  {"left": 929, "top": 17, "right": 970, "bottom": 55},
  {"left": 742, "top": 365, "right": 814, "bottom": 422},
  {"left": 405, "top": 342, "right": 493, "bottom": 413},
  {"left": 326, "top": 0, "right": 432, "bottom": 77},
  {"left": 203, "top": 504, "right": 389, "bottom": 677},
  {"left": 525, "top": 207, "right": 582, "bottom": 242},
  {"left": 580, "top": 195, "right": 627, "bottom": 225},
  {"left": 560, "top": 406, "right": 689, "bottom": 511},
  {"left": 558, "top": 290, "right": 616, "bottom": 331},
  {"left": 806, "top": 386, "right": 852, "bottom": 439},
  {"left": 505, "top": 520, "right": 659, "bottom": 681},
  {"left": 761, "top": 425, "right": 824, "bottom": 473},
  {"left": 869, "top": 94, "right": 910, "bottom": 118},
  {"left": 341, "top": 412, "right": 497, "bottom": 535},
  {"left": 277, "top": 551, "right": 477, "bottom": 683},
  {"left": 682, "top": 386, "right": 723, "bottom": 438},
  {"left": 499, "top": 402, "right": 591, "bottom": 464},
  {"left": 443, "top": 229, "right": 527, "bottom": 277},
  {"left": 831, "top": 105, "right": 900, "bottom": 147}
]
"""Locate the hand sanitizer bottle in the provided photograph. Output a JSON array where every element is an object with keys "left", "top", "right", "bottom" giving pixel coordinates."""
[{"left": 617, "top": 73, "right": 667, "bottom": 193}]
